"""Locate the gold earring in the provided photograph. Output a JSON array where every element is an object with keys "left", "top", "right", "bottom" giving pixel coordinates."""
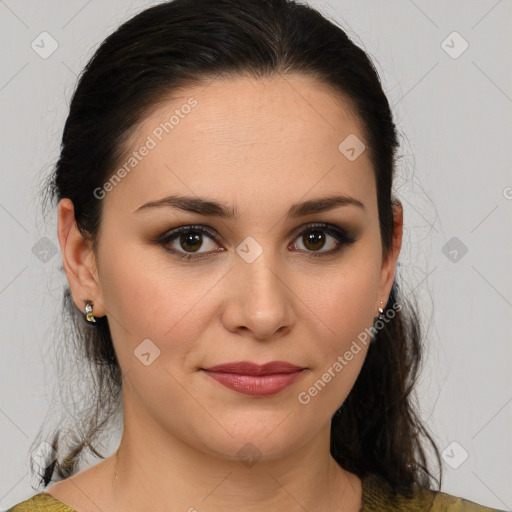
[
  {"left": 84, "top": 299, "right": 96, "bottom": 323},
  {"left": 373, "top": 301, "right": 384, "bottom": 325},
  {"left": 370, "top": 301, "right": 386, "bottom": 343}
]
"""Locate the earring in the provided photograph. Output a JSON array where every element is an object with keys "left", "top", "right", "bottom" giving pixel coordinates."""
[
  {"left": 372, "top": 301, "right": 385, "bottom": 324},
  {"left": 84, "top": 299, "right": 96, "bottom": 323},
  {"left": 370, "top": 301, "right": 385, "bottom": 343}
]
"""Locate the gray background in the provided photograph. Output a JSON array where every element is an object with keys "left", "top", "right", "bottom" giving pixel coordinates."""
[{"left": 1, "top": 0, "right": 511, "bottom": 510}]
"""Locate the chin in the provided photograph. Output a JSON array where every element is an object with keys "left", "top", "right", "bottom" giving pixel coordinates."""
[{"left": 195, "top": 421, "right": 308, "bottom": 464}]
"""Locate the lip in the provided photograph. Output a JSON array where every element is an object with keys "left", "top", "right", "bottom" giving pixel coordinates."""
[
  {"left": 200, "top": 361, "right": 307, "bottom": 397},
  {"left": 202, "top": 361, "right": 305, "bottom": 375}
]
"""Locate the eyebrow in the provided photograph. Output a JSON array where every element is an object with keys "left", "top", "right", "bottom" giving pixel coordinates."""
[{"left": 132, "top": 193, "right": 365, "bottom": 219}]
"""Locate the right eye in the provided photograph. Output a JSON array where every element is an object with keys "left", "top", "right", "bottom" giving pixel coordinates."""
[{"left": 155, "top": 225, "right": 225, "bottom": 260}]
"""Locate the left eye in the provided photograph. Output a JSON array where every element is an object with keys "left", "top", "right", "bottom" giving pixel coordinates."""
[
  {"left": 291, "top": 224, "right": 346, "bottom": 254},
  {"left": 155, "top": 223, "right": 356, "bottom": 261}
]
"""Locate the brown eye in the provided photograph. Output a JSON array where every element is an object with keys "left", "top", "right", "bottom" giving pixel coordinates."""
[
  {"left": 154, "top": 222, "right": 356, "bottom": 262},
  {"left": 157, "top": 225, "right": 222, "bottom": 260},
  {"left": 301, "top": 230, "right": 327, "bottom": 251},
  {"left": 290, "top": 223, "right": 356, "bottom": 258},
  {"left": 178, "top": 232, "right": 203, "bottom": 252}
]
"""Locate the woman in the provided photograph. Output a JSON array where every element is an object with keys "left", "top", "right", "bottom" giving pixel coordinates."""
[{"left": 6, "top": 0, "right": 505, "bottom": 511}]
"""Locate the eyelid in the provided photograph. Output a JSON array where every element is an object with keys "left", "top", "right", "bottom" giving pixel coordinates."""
[
  {"left": 153, "top": 224, "right": 219, "bottom": 243},
  {"left": 154, "top": 222, "right": 356, "bottom": 260}
]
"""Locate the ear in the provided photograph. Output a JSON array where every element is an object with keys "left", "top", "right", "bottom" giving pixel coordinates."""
[
  {"left": 377, "top": 199, "right": 403, "bottom": 310},
  {"left": 57, "top": 198, "right": 106, "bottom": 318}
]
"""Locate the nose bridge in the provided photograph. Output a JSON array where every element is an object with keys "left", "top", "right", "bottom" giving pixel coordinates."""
[
  {"left": 242, "top": 250, "right": 281, "bottom": 300},
  {"left": 227, "top": 241, "right": 294, "bottom": 338}
]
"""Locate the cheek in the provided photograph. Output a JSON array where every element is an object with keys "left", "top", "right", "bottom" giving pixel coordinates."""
[
  {"left": 294, "top": 261, "right": 379, "bottom": 413},
  {"left": 301, "top": 255, "right": 381, "bottom": 352},
  {"left": 97, "top": 244, "right": 219, "bottom": 367}
]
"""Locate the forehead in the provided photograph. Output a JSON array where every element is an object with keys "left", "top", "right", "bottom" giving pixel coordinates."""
[{"left": 104, "top": 74, "right": 375, "bottom": 214}]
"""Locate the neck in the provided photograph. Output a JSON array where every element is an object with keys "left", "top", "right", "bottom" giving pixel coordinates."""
[{"left": 98, "top": 401, "right": 362, "bottom": 512}]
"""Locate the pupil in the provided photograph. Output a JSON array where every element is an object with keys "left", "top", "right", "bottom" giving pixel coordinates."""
[
  {"left": 180, "top": 232, "right": 202, "bottom": 252},
  {"left": 304, "top": 231, "right": 325, "bottom": 251}
]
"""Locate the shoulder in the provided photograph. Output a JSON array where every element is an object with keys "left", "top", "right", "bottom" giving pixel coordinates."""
[
  {"left": 5, "top": 492, "right": 77, "bottom": 512},
  {"left": 8, "top": 457, "right": 116, "bottom": 512},
  {"left": 429, "top": 492, "right": 507, "bottom": 512},
  {"left": 361, "top": 473, "right": 506, "bottom": 512}
]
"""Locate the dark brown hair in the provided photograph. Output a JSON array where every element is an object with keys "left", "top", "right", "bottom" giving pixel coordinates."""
[{"left": 35, "top": 0, "right": 442, "bottom": 496}]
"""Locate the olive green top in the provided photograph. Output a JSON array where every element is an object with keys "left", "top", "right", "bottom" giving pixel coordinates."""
[{"left": 5, "top": 473, "right": 506, "bottom": 512}]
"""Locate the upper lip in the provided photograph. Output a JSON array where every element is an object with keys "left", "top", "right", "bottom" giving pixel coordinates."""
[{"left": 202, "top": 361, "right": 305, "bottom": 375}]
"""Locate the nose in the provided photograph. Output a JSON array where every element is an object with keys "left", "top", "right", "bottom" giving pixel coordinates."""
[{"left": 221, "top": 252, "right": 296, "bottom": 340}]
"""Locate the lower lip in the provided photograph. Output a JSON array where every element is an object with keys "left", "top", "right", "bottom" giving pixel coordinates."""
[{"left": 202, "top": 370, "right": 306, "bottom": 397}]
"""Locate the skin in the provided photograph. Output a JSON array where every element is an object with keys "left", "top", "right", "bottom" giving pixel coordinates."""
[{"left": 51, "top": 74, "right": 403, "bottom": 512}]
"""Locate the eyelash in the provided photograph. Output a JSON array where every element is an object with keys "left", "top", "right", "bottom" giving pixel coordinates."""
[{"left": 153, "top": 223, "right": 356, "bottom": 261}]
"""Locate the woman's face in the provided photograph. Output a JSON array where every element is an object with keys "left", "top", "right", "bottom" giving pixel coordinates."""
[{"left": 59, "top": 74, "right": 402, "bottom": 463}]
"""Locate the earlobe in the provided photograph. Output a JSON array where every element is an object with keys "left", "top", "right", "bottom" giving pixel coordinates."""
[{"left": 57, "top": 198, "right": 106, "bottom": 318}]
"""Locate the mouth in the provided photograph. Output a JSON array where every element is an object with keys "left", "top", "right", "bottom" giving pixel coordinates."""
[{"left": 200, "top": 360, "right": 308, "bottom": 397}]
